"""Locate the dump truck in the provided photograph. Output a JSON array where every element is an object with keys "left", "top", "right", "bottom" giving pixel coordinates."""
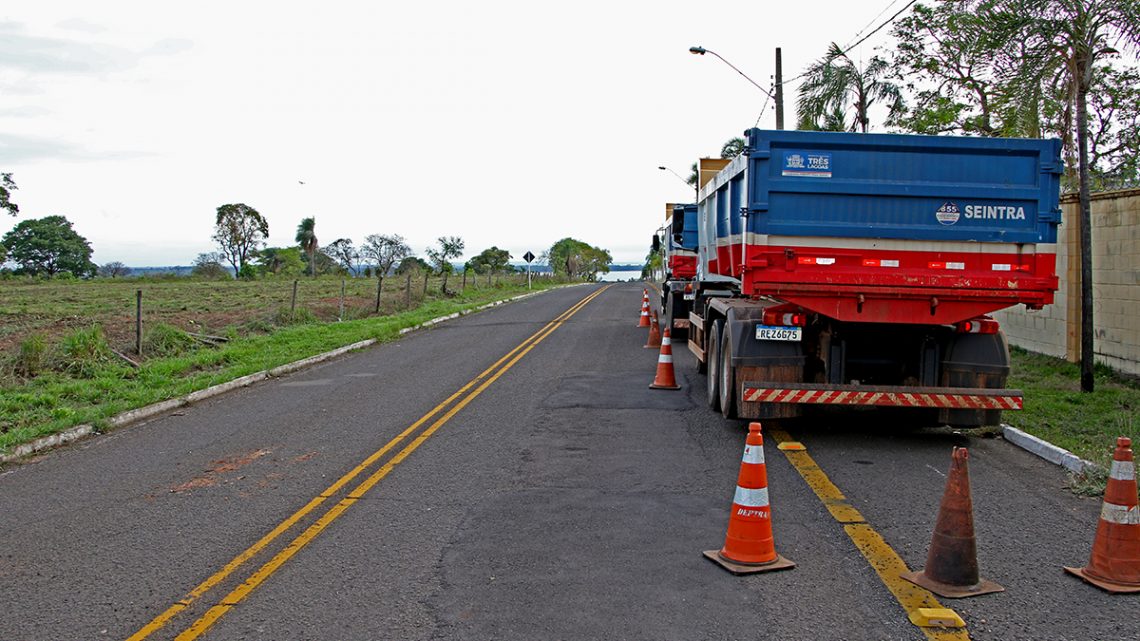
[
  {"left": 654, "top": 202, "right": 699, "bottom": 339},
  {"left": 684, "top": 128, "right": 1062, "bottom": 427}
]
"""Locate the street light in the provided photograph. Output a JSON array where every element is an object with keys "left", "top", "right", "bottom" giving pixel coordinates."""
[
  {"left": 658, "top": 166, "right": 690, "bottom": 187},
  {"left": 659, "top": 166, "right": 697, "bottom": 201},
  {"left": 689, "top": 45, "right": 775, "bottom": 101}
]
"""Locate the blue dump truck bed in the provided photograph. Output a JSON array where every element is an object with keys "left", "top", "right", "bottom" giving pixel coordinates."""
[{"left": 697, "top": 129, "right": 1064, "bottom": 324}]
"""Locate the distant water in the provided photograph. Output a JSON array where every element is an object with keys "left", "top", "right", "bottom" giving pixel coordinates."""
[{"left": 596, "top": 271, "right": 640, "bottom": 282}]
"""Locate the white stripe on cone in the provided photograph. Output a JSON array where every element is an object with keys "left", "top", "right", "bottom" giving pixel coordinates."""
[
  {"left": 1101, "top": 502, "right": 1140, "bottom": 526},
  {"left": 742, "top": 445, "right": 765, "bottom": 465},
  {"left": 1110, "top": 460, "right": 1135, "bottom": 481},
  {"left": 733, "top": 486, "right": 770, "bottom": 508}
]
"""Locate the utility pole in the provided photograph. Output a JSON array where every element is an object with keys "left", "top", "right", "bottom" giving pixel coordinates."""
[{"left": 775, "top": 47, "right": 784, "bottom": 130}]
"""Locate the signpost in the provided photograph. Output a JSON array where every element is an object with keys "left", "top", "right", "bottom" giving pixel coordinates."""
[{"left": 523, "top": 251, "right": 535, "bottom": 290}]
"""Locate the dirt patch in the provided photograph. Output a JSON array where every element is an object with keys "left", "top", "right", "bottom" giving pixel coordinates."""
[{"left": 167, "top": 448, "right": 272, "bottom": 494}]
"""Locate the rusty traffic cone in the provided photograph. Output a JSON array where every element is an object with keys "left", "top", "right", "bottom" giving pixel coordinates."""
[
  {"left": 1065, "top": 437, "right": 1140, "bottom": 593},
  {"left": 902, "top": 447, "right": 1003, "bottom": 598},
  {"left": 645, "top": 310, "right": 662, "bottom": 349},
  {"left": 648, "top": 327, "right": 681, "bottom": 390},
  {"left": 704, "top": 422, "right": 795, "bottom": 574},
  {"left": 638, "top": 294, "right": 651, "bottom": 327}
]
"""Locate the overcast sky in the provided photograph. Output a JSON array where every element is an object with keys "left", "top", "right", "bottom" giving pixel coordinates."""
[{"left": 1, "top": 0, "right": 907, "bottom": 266}]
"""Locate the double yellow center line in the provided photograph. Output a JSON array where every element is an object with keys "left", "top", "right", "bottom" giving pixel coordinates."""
[{"left": 127, "top": 285, "right": 609, "bottom": 641}]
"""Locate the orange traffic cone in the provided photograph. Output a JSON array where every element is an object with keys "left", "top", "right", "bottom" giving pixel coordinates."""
[
  {"left": 902, "top": 447, "right": 1003, "bottom": 598},
  {"left": 638, "top": 295, "right": 651, "bottom": 327},
  {"left": 648, "top": 328, "right": 681, "bottom": 390},
  {"left": 645, "top": 310, "right": 662, "bottom": 349},
  {"left": 1065, "top": 437, "right": 1140, "bottom": 593},
  {"left": 704, "top": 422, "right": 795, "bottom": 574}
]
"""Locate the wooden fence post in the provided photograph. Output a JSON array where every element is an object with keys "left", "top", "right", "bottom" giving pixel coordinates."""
[
  {"left": 339, "top": 279, "right": 345, "bottom": 321},
  {"left": 405, "top": 273, "right": 412, "bottom": 308},
  {"left": 136, "top": 289, "right": 143, "bottom": 356},
  {"left": 291, "top": 279, "right": 299, "bottom": 322},
  {"left": 375, "top": 277, "right": 383, "bottom": 314}
]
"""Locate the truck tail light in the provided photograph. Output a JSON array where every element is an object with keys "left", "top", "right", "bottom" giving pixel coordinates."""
[
  {"left": 763, "top": 308, "right": 807, "bottom": 327},
  {"left": 955, "top": 317, "right": 999, "bottom": 334}
]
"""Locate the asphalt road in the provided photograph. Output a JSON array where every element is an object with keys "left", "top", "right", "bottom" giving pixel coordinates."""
[{"left": 0, "top": 282, "right": 1135, "bottom": 641}]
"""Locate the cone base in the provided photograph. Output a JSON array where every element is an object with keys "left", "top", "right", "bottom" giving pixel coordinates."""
[
  {"left": 703, "top": 550, "right": 795, "bottom": 575},
  {"left": 649, "top": 382, "right": 681, "bottom": 390},
  {"left": 901, "top": 569, "right": 1004, "bottom": 598},
  {"left": 1064, "top": 566, "right": 1140, "bottom": 593}
]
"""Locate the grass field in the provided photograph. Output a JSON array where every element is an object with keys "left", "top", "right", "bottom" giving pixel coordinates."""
[
  {"left": 1006, "top": 346, "right": 1139, "bottom": 473},
  {"left": 0, "top": 272, "right": 570, "bottom": 452}
]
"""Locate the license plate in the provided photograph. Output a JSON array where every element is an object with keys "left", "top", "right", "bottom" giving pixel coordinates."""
[
  {"left": 683, "top": 293, "right": 695, "bottom": 301},
  {"left": 755, "top": 325, "right": 802, "bottom": 341}
]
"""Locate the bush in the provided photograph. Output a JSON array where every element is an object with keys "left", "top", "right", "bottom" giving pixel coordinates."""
[
  {"left": 59, "top": 326, "right": 112, "bottom": 377},
  {"left": 272, "top": 306, "right": 317, "bottom": 325},
  {"left": 145, "top": 323, "right": 197, "bottom": 357},
  {"left": 14, "top": 334, "right": 48, "bottom": 377}
]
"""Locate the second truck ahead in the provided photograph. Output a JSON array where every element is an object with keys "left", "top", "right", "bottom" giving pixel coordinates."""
[{"left": 678, "top": 128, "right": 1063, "bottom": 427}]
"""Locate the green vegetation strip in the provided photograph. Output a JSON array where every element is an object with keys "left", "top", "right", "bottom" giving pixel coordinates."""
[
  {"left": 1006, "top": 346, "right": 1139, "bottom": 471},
  {"left": 0, "top": 283, "right": 567, "bottom": 454}
]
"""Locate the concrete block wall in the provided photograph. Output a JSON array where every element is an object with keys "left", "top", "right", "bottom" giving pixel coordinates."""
[{"left": 991, "top": 188, "right": 1140, "bottom": 376}]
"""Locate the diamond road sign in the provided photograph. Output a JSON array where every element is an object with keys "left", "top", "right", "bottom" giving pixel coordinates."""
[{"left": 523, "top": 251, "right": 535, "bottom": 263}]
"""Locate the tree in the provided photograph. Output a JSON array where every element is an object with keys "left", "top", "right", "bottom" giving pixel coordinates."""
[
  {"left": 890, "top": 2, "right": 1008, "bottom": 136},
  {"left": 426, "top": 236, "right": 465, "bottom": 293},
  {"left": 797, "top": 42, "right": 906, "bottom": 132},
  {"left": 797, "top": 104, "right": 850, "bottom": 132},
  {"left": 395, "top": 256, "right": 430, "bottom": 275},
  {"left": 985, "top": 0, "right": 1140, "bottom": 392},
  {"left": 360, "top": 233, "right": 412, "bottom": 297},
  {"left": 361, "top": 234, "right": 411, "bottom": 278},
  {"left": 1, "top": 215, "right": 96, "bottom": 277},
  {"left": 720, "top": 137, "right": 746, "bottom": 158},
  {"left": 295, "top": 217, "right": 318, "bottom": 278},
  {"left": 325, "top": 238, "right": 360, "bottom": 276},
  {"left": 192, "top": 252, "right": 231, "bottom": 279},
  {"left": 98, "top": 261, "right": 131, "bottom": 278},
  {"left": 255, "top": 246, "right": 305, "bottom": 276},
  {"left": 547, "top": 237, "right": 613, "bottom": 280},
  {"left": 467, "top": 246, "right": 512, "bottom": 275},
  {"left": 1, "top": 173, "right": 18, "bottom": 217},
  {"left": 213, "top": 203, "right": 268, "bottom": 276},
  {"left": 1084, "top": 64, "right": 1140, "bottom": 189}
]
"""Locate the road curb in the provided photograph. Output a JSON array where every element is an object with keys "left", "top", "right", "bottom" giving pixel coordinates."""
[
  {"left": 1001, "top": 424, "right": 1096, "bottom": 475},
  {"left": 0, "top": 286, "right": 573, "bottom": 464}
]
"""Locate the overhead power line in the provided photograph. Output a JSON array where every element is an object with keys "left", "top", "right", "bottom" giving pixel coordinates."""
[{"left": 781, "top": 0, "right": 919, "bottom": 90}]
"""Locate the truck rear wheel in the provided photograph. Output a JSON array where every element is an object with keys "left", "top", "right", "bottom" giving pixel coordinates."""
[
  {"left": 666, "top": 293, "right": 687, "bottom": 342},
  {"left": 719, "top": 325, "right": 736, "bottom": 420},
  {"left": 707, "top": 320, "right": 723, "bottom": 411}
]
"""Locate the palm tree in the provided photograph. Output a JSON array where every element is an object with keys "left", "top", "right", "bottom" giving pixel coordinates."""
[
  {"left": 985, "top": 0, "right": 1140, "bottom": 391},
  {"left": 720, "top": 137, "right": 746, "bottom": 158},
  {"left": 295, "top": 217, "right": 318, "bottom": 277},
  {"left": 797, "top": 42, "right": 905, "bottom": 133}
]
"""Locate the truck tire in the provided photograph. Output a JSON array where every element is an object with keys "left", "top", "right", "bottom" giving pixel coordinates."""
[
  {"left": 707, "top": 320, "right": 723, "bottom": 411},
  {"left": 666, "top": 293, "right": 687, "bottom": 342},
  {"left": 719, "top": 324, "right": 736, "bottom": 420}
]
